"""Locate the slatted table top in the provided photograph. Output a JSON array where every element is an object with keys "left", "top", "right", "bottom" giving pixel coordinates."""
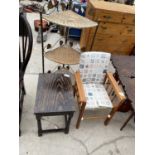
[{"left": 34, "top": 73, "right": 76, "bottom": 114}]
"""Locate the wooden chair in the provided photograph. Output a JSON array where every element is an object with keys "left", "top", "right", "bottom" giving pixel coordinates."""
[
  {"left": 19, "top": 12, "right": 33, "bottom": 135},
  {"left": 74, "top": 52, "right": 126, "bottom": 129}
]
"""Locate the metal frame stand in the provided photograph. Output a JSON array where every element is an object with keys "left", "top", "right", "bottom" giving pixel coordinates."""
[
  {"left": 90, "top": 23, "right": 99, "bottom": 50},
  {"left": 39, "top": 0, "right": 74, "bottom": 73},
  {"left": 39, "top": 10, "right": 45, "bottom": 73}
]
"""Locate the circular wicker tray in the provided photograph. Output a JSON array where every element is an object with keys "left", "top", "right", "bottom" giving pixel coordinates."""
[
  {"left": 44, "top": 46, "right": 80, "bottom": 65},
  {"left": 43, "top": 10, "right": 98, "bottom": 28}
]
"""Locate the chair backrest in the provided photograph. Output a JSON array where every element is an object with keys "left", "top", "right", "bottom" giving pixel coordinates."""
[
  {"left": 79, "top": 52, "right": 111, "bottom": 84},
  {"left": 19, "top": 13, "right": 33, "bottom": 79}
]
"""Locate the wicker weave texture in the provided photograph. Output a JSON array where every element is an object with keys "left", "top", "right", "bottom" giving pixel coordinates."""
[
  {"left": 44, "top": 46, "right": 80, "bottom": 65},
  {"left": 43, "top": 10, "right": 98, "bottom": 28}
]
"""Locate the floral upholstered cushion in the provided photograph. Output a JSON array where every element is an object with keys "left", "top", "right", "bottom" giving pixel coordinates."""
[
  {"left": 79, "top": 52, "right": 111, "bottom": 84},
  {"left": 83, "top": 83, "right": 113, "bottom": 109}
]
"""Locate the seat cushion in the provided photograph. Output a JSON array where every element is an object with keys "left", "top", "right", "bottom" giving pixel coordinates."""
[{"left": 83, "top": 83, "right": 113, "bottom": 109}]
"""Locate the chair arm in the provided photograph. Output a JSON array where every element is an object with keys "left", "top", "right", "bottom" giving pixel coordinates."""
[
  {"left": 74, "top": 71, "right": 86, "bottom": 103},
  {"left": 106, "top": 72, "right": 126, "bottom": 103}
]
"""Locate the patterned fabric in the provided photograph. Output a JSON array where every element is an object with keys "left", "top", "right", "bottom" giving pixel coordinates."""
[
  {"left": 79, "top": 52, "right": 111, "bottom": 84},
  {"left": 83, "top": 84, "right": 113, "bottom": 109},
  {"left": 78, "top": 52, "right": 112, "bottom": 109}
]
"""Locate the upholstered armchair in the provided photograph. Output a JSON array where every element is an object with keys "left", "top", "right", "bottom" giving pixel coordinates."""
[{"left": 74, "top": 52, "right": 126, "bottom": 129}]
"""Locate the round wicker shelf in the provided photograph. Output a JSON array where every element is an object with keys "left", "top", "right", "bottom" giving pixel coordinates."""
[
  {"left": 44, "top": 46, "right": 80, "bottom": 65},
  {"left": 43, "top": 10, "right": 98, "bottom": 28}
]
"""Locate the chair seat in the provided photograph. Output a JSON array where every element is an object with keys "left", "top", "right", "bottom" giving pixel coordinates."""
[{"left": 83, "top": 83, "right": 113, "bottom": 109}]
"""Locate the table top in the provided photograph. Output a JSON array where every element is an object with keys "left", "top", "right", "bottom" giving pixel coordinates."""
[
  {"left": 34, "top": 73, "right": 76, "bottom": 114},
  {"left": 111, "top": 55, "right": 135, "bottom": 108}
]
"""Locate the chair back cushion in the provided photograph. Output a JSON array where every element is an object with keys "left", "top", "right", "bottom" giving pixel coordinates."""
[{"left": 79, "top": 52, "right": 111, "bottom": 84}]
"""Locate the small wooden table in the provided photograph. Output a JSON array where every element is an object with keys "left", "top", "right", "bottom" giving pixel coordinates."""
[
  {"left": 34, "top": 73, "right": 76, "bottom": 136},
  {"left": 111, "top": 55, "right": 135, "bottom": 130}
]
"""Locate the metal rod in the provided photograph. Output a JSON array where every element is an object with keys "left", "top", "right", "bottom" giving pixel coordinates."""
[
  {"left": 65, "top": 27, "right": 68, "bottom": 44},
  {"left": 68, "top": 0, "right": 72, "bottom": 10},
  {"left": 40, "top": 11, "right": 45, "bottom": 73},
  {"left": 65, "top": 0, "right": 72, "bottom": 44},
  {"left": 90, "top": 22, "right": 100, "bottom": 50}
]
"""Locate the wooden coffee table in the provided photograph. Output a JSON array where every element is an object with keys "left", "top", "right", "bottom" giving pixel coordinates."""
[{"left": 34, "top": 73, "right": 76, "bottom": 136}]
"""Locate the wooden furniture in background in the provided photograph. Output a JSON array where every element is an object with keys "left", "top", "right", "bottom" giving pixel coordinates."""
[
  {"left": 34, "top": 73, "right": 76, "bottom": 136},
  {"left": 111, "top": 55, "right": 135, "bottom": 130},
  {"left": 80, "top": 0, "right": 135, "bottom": 55}
]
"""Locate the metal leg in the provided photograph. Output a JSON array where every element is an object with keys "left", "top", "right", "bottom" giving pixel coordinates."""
[
  {"left": 65, "top": 113, "right": 73, "bottom": 134},
  {"left": 40, "top": 11, "right": 45, "bottom": 73},
  {"left": 90, "top": 23, "right": 99, "bottom": 50},
  {"left": 57, "top": 65, "right": 70, "bottom": 71},
  {"left": 65, "top": 28, "right": 68, "bottom": 44},
  {"left": 36, "top": 115, "right": 42, "bottom": 136}
]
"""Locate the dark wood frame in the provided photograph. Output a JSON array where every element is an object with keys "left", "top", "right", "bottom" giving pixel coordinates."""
[{"left": 19, "top": 12, "right": 33, "bottom": 136}]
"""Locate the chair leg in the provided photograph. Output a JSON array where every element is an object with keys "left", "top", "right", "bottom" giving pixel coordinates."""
[
  {"left": 104, "top": 109, "right": 116, "bottom": 126},
  {"left": 19, "top": 128, "right": 21, "bottom": 136},
  {"left": 76, "top": 103, "right": 86, "bottom": 129},
  {"left": 22, "top": 80, "right": 26, "bottom": 95},
  {"left": 120, "top": 110, "right": 135, "bottom": 131}
]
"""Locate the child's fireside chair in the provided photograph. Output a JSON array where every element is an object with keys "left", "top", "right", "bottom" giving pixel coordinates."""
[{"left": 74, "top": 52, "right": 126, "bottom": 128}]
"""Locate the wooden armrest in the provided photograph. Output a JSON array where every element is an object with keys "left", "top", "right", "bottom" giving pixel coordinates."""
[
  {"left": 106, "top": 72, "right": 126, "bottom": 102},
  {"left": 74, "top": 71, "right": 86, "bottom": 103}
]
